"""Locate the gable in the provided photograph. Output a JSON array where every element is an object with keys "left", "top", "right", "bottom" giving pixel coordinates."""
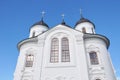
[
  {"left": 37, "top": 24, "right": 84, "bottom": 40},
  {"left": 41, "top": 25, "right": 84, "bottom": 67}
]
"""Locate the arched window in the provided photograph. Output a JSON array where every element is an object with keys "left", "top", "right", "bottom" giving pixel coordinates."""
[
  {"left": 61, "top": 37, "right": 70, "bottom": 62},
  {"left": 50, "top": 38, "right": 59, "bottom": 63},
  {"left": 25, "top": 54, "right": 34, "bottom": 67},
  {"left": 82, "top": 27, "right": 86, "bottom": 33},
  {"left": 89, "top": 51, "right": 99, "bottom": 65}
]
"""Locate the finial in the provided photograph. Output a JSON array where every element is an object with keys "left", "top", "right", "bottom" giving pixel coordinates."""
[
  {"left": 80, "top": 8, "right": 83, "bottom": 18},
  {"left": 61, "top": 14, "right": 65, "bottom": 22},
  {"left": 61, "top": 14, "right": 66, "bottom": 24},
  {"left": 41, "top": 11, "right": 46, "bottom": 20}
]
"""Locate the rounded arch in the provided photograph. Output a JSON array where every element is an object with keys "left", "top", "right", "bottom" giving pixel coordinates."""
[
  {"left": 91, "top": 74, "right": 105, "bottom": 80},
  {"left": 94, "top": 77, "right": 103, "bottom": 80},
  {"left": 43, "top": 29, "right": 77, "bottom": 66},
  {"left": 44, "top": 28, "right": 76, "bottom": 40},
  {"left": 50, "top": 38, "right": 59, "bottom": 63},
  {"left": 61, "top": 37, "right": 70, "bottom": 62},
  {"left": 82, "top": 27, "right": 86, "bottom": 33}
]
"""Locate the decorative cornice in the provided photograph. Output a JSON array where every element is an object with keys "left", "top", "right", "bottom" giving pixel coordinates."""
[
  {"left": 83, "top": 33, "right": 110, "bottom": 49},
  {"left": 17, "top": 37, "right": 38, "bottom": 50}
]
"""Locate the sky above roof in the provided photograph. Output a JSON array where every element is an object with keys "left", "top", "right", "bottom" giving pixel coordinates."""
[{"left": 0, "top": 0, "right": 120, "bottom": 80}]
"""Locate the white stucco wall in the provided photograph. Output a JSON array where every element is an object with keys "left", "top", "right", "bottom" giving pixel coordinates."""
[
  {"left": 29, "top": 25, "right": 48, "bottom": 38},
  {"left": 14, "top": 24, "right": 116, "bottom": 80},
  {"left": 85, "top": 37, "right": 116, "bottom": 80},
  {"left": 75, "top": 22, "right": 95, "bottom": 34},
  {"left": 37, "top": 25, "right": 89, "bottom": 80}
]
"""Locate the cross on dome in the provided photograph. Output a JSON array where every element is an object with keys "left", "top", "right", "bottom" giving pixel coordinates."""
[
  {"left": 41, "top": 11, "right": 46, "bottom": 20},
  {"left": 61, "top": 14, "right": 66, "bottom": 25},
  {"left": 61, "top": 14, "right": 65, "bottom": 21},
  {"left": 80, "top": 8, "right": 83, "bottom": 18}
]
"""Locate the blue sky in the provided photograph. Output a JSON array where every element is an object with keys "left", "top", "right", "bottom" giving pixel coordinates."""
[{"left": 0, "top": 0, "right": 120, "bottom": 80}]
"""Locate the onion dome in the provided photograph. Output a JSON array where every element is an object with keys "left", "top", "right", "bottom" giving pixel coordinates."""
[
  {"left": 75, "top": 17, "right": 95, "bottom": 28},
  {"left": 75, "top": 17, "right": 95, "bottom": 34},
  {"left": 29, "top": 19, "right": 49, "bottom": 38},
  {"left": 32, "top": 19, "right": 49, "bottom": 28}
]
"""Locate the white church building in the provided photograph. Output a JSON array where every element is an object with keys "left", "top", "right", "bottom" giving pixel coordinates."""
[{"left": 14, "top": 14, "right": 116, "bottom": 80}]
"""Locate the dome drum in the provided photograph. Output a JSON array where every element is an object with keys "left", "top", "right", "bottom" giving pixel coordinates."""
[{"left": 29, "top": 20, "right": 49, "bottom": 38}]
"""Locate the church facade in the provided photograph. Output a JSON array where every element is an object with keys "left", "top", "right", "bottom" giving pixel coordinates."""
[{"left": 14, "top": 16, "right": 116, "bottom": 80}]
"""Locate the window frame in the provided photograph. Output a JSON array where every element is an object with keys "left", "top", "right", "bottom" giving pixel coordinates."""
[
  {"left": 25, "top": 54, "right": 34, "bottom": 67},
  {"left": 82, "top": 27, "right": 86, "bottom": 33},
  {"left": 61, "top": 37, "right": 70, "bottom": 62},
  {"left": 50, "top": 38, "right": 59, "bottom": 63},
  {"left": 89, "top": 51, "right": 99, "bottom": 65}
]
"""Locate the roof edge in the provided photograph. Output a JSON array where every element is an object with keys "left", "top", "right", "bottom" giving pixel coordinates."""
[
  {"left": 75, "top": 17, "right": 95, "bottom": 28},
  {"left": 17, "top": 37, "right": 38, "bottom": 50},
  {"left": 31, "top": 20, "right": 49, "bottom": 28},
  {"left": 84, "top": 33, "right": 110, "bottom": 49}
]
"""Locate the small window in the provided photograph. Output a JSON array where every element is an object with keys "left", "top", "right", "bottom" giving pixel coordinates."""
[
  {"left": 82, "top": 27, "right": 86, "bottom": 33},
  {"left": 61, "top": 37, "right": 70, "bottom": 62},
  {"left": 25, "top": 54, "right": 34, "bottom": 67},
  {"left": 89, "top": 51, "right": 99, "bottom": 65},
  {"left": 32, "top": 32, "right": 35, "bottom": 37},
  {"left": 92, "top": 28, "right": 94, "bottom": 34},
  {"left": 50, "top": 38, "right": 59, "bottom": 63}
]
